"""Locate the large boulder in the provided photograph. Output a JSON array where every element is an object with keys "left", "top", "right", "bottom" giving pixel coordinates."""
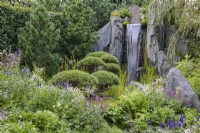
[
  {"left": 165, "top": 25, "right": 187, "bottom": 55},
  {"left": 157, "top": 51, "right": 169, "bottom": 77},
  {"left": 165, "top": 67, "right": 200, "bottom": 111},
  {"left": 146, "top": 25, "right": 159, "bottom": 65},
  {"left": 109, "top": 16, "right": 124, "bottom": 64},
  {"left": 129, "top": 5, "right": 141, "bottom": 24},
  {"left": 93, "top": 22, "right": 111, "bottom": 51}
]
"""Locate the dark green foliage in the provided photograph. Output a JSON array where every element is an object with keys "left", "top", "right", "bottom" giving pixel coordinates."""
[
  {"left": 18, "top": 4, "right": 60, "bottom": 77},
  {"left": 105, "top": 63, "right": 120, "bottom": 75},
  {"left": 83, "top": 0, "right": 117, "bottom": 29},
  {"left": 0, "top": 2, "right": 30, "bottom": 51},
  {"left": 77, "top": 57, "right": 105, "bottom": 73},
  {"left": 100, "top": 54, "right": 120, "bottom": 65},
  {"left": 50, "top": 70, "right": 98, "bottom": 89},
  {"left": 92, "top": 70, "right": 119, "bottom": 92},
  {"left": 58, "top": 0, "right": 98, "bottom": 59}
]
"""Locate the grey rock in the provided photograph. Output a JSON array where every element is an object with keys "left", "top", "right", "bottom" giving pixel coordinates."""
[
  {"left": 129, "top": 5, "right": 141, "bottom": 24},
  {"left": 146, "top": 25, "right": 159, "bottom": 65},
  {"left": 157, "top": 51, "right": 169, "bottom": 77},
  {"left": 93, "top": 22, "right": 111, "bottom": 51},
  {"left": 109, "top": 16, "right": 124, "bottom": 63},
  {"left": 165, "top": 67, "right": 200, "bottom": 111},
  {"left": 129, "top": 81, "right": 147, "bottom": 92},
  {"left": 165, "top": 26, "right": 187, "bottom": 55}
]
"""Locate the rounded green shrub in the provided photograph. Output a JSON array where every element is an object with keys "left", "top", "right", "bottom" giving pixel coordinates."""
[
  {"left": 105, "top": 63, "right": 120, "bottom": 75},
  {"left": 100, "top": 54, "right": 120, "bottom": 65},
  {"left": 33, "top": 110, "right": 58, "bottom": 130},
  {"left": 92, "top": 70, "right": 119, "bottom": 92},
  {"left": 77, "top": 57, "right": 105, "bottom": 73},
  {"left": 50, "top": 70, "right": 98, "bottom": 89},
  {"left": 86, "top": 51, "right": 110, "bottom": 58}
]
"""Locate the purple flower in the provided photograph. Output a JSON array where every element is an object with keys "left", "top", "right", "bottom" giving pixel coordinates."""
[
  {"left": 160, "top": 123, "right": 165, "bottom": 128},
  {"left": 149, "top": 119, "right": 152, "bottom": 127},
  {"left": 166, "top": 117, "right": 171, "bottom": 127},
  {"left": 134, "top": 127, "right": 137, "bottom": 133}
]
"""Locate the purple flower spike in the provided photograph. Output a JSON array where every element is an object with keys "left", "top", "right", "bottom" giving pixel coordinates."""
[
  {"left": 3, "top": 70, "right": 7, "bottom": 75},
  {"left": 37, "top": 79, "right": 40, "bottom": 86},
  {"left": 100, "top": 103, "right": 103, "bottom": 111},
  {"left": 134, "top": 127, "right": 137, "bottom": 133},
  {"left": 149, "top": 119, "right": 152, "bottom": 127},
  {"left": 179, "top": 115, "right": 185, "bottom": 123},
  {"left": 166, "top": 117, "right": 170, "bottom": 127},
  {"left": 160, "top": 123, "right": 165, "bottom": 128}
]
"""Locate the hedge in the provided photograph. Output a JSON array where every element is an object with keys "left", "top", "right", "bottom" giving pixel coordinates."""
[
  {"left": 50, "top": 70, "right": 98, "bottom": 89},
  {"left": 76, "top": 56, "right": 105, "bottom": 73},
  {"left": 92, "top": 70, "right": 119, "bottom": 92}
]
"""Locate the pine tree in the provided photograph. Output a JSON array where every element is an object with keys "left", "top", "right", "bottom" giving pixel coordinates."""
[
  {"left": 58, "top": 0, "right": 98, "bottom": 59},
  {"left": 18, "top": 4, "right": 60, "bottom": 77}
]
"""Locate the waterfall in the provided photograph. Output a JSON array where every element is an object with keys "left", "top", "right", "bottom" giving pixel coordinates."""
[{"left": 126, "top": 24, "right": 142, "bottom": 84}]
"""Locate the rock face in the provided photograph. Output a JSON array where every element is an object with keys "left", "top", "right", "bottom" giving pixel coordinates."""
[
  {"left": 93, "top": 22, "right": 111, "bottom": 51},
  {"left": 165, "top": 26, "right": 187, "bottom": 55},
  {"left": 129, "top": 5, "right": 141, "bottom": 24},
  {"left": 165, "top": 67, "right": 200, "bottom": 111},
  {"left": 146, "top": 25, "right": 159, "bottom": 65},
  {"left": 126, "top": 24, "right": 142, "bottom": 83},
  {"left": 109, "top": 16, "right": 124, "bottom": 64},
  {"left": 157, "top": 51, "right": 169, "bottom": 77}
]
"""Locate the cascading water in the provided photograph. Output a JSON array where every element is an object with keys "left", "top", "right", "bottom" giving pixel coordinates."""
[{"left": 126, "top": 24, "right": 142, "bottom": 84}]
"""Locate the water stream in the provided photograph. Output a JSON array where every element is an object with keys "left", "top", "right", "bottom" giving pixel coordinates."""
[{"left": 126, "top": 24, "right": 142, "bottom": 84}]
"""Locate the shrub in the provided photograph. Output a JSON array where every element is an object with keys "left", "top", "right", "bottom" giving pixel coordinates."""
[
  {"left": 86, "top": 51, "right": 110, "bottom": 58},
  {"left": 104, "top": 63, "right": 120, "bottom": 75},
  {"left": 92, "top": 70, "right": 119, "bottom": 92},
  {"left": 77, "top": 57, "right": 105, "bottom": 73},
  {"left": 50, "top": 70, "right": 98, "bottom": 89},
  {"left": 101, "top": 54, "right": 120, "bottom": 65},
  {"left": 33, "top": 110, "right": 59, "bottom": 130},
  {"left": 111, "top": 10, "right": 120, "bottom": 16},
  {"left": 119, "top": 8, "right": 131, "bottom": 18},
  {"left": 177, "top": 57, "right": 200, "bottom": 99}
]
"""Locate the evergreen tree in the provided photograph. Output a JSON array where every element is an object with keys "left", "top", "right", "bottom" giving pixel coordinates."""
[
  {"left": 18, "top": 4, "right": 60, "bottom": 77},
  {"left": 58, "top": 0, "right": 98, "bottom": 59}
]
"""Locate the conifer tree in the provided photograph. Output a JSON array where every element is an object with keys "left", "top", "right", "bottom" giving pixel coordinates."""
[
  {"left": 18, "top": 4, "right": 60, "bottom": 77},
  {"left": 58, "top": 0, "right": 98, "bottom": 59}
]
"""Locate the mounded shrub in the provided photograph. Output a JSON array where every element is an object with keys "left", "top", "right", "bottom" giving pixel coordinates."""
[
  {"left": 87, "top": 51, "right": 120, "bottom": 65},
  {"left": 92, "top": 70, "right": 119, "bottom": 92},
  {"left": 77, "top": 56, "right": 105, "bottom": 73},
  {"left": 50, "top": 70, "right": 98, "bottom": 89},
  {"left": 86, "top": 51, "right": 110, "bottom": 58},
  {"left": 104, "top": 63, "right": 120, "bottom": 75},
  {"left": 100, "top": 54, "right": 120, "bottom": 65}
]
